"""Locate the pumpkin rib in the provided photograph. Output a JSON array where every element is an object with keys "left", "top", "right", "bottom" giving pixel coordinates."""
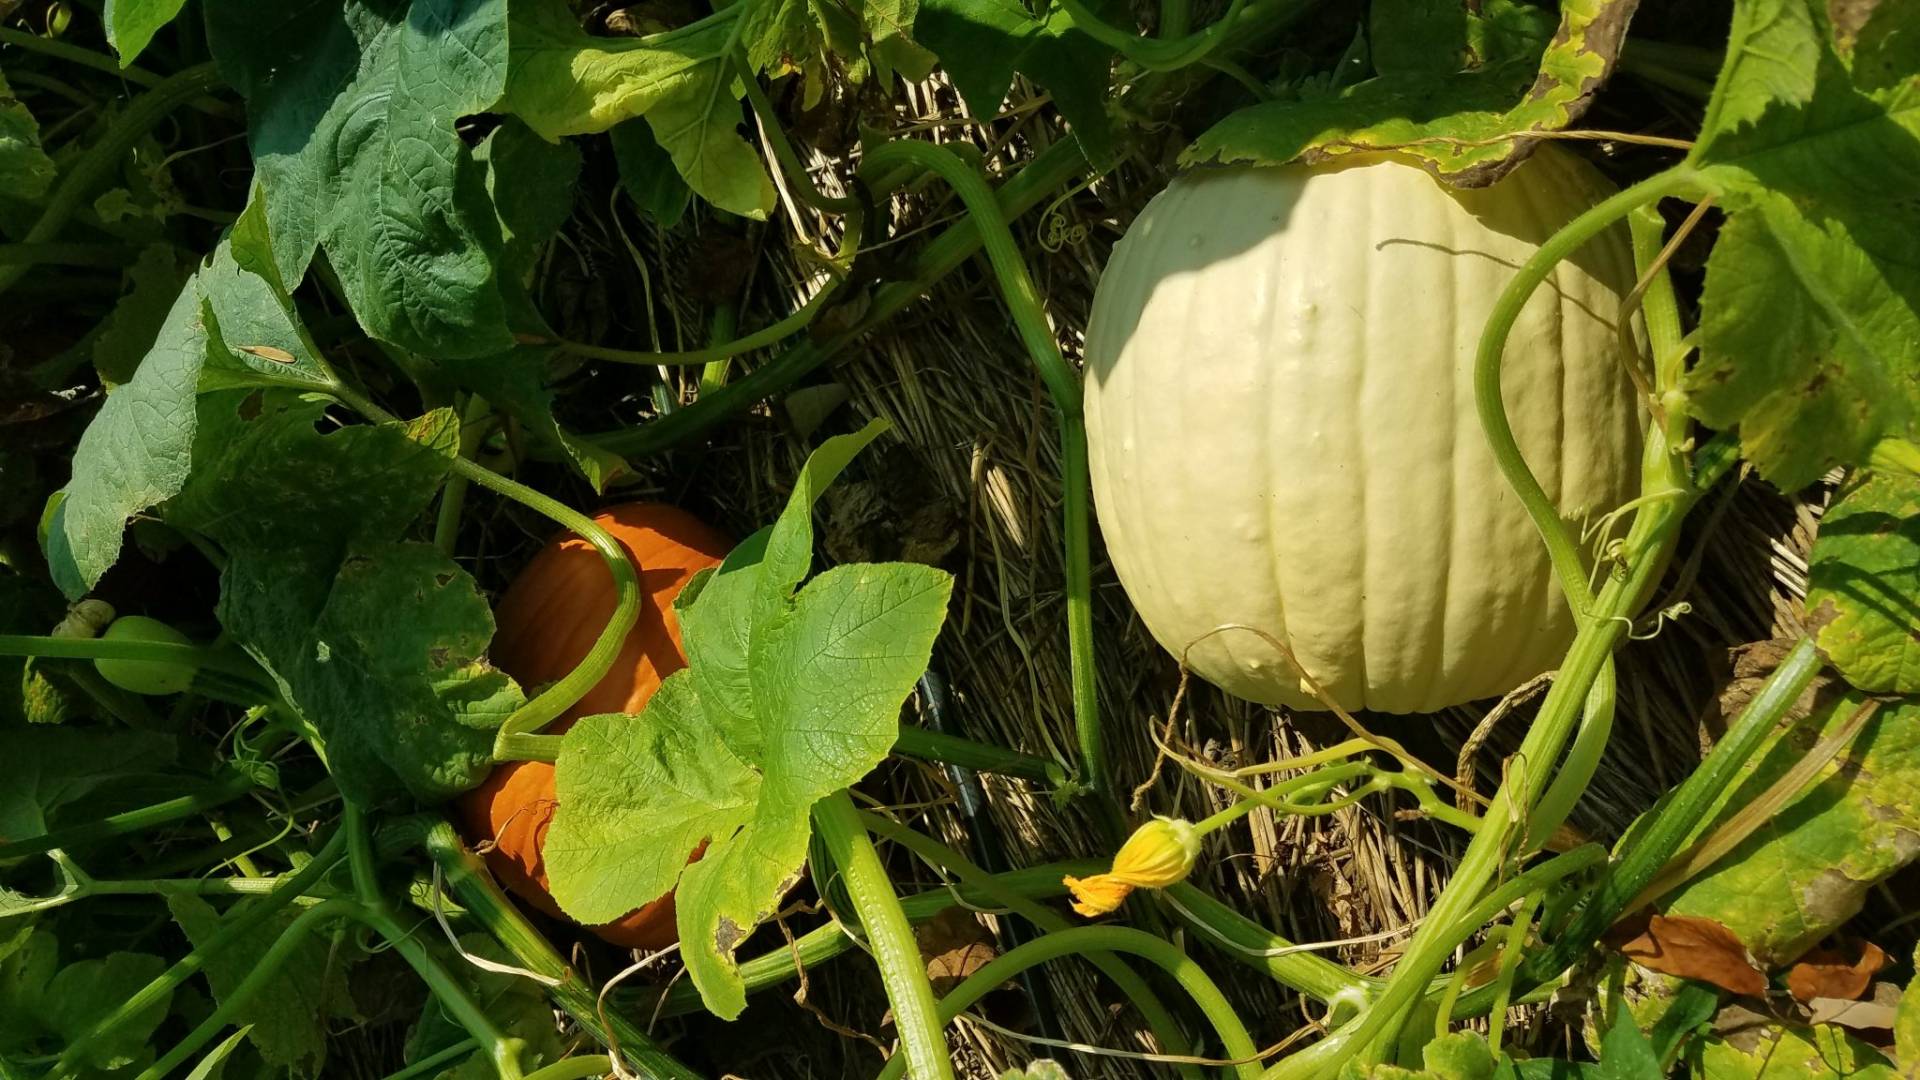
[{"left": 457, "top": 502, "right": 732, "bottom": 950}]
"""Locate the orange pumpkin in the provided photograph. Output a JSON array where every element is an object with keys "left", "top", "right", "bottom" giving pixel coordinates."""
[{"left": 457, "top": 503, "right": 732, "bottom": 949}]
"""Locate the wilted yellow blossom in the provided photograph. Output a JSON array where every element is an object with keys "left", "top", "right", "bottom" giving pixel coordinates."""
[{"left": 1064, "top": 817, "right": 1200, "bottom": 917}]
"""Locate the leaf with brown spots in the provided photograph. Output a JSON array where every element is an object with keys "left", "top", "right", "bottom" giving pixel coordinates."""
[{"left": 1610, "top": 913, "right": 1769, "bottom": 997}]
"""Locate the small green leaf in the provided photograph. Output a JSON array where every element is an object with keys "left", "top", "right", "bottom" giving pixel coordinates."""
[
  {"left": 1807, "top": 471, "right": 1920, "bottom": 692},
  {"left": 917, "top": 0, "right": 1117, "bottom": 165},
  {"left": 183, "top": 1026, "right": 254, "bottom": 1080},
  {"left": 1182, "top": 0, "right": 1631, "bottom": 185},
  {"left": 611, "top": 119, "right": 693, "bottom": 227},
  {"left": 169, "top": 894, "right": 355, "bottom": 1076},
  {"left": 547, "top": 421, "right": 953, "bottom": 1017},
  {"left": 206, "top": 0, "right": 515, "bottom": 358},
  {"left": 1339, "top": 1032, "right": 1498, "bottom": 1079},
  {"left": 103, "top": 0, "right": 191, "bottom": 66},
  {"left": 1594, "top": 1000, "right": 1659, "bottom": 1080},
  {"left": 40, "top": 952, "right": 173, "bottom": 1071},
  {"left": 505, "top": 1, "right": 775, "bottom": 218},
  {"left": 0, "top": 65, "right": 56, "bottom": 202},
  {"left": 92, "top": 244, "right": 193, "bottom": 386}
]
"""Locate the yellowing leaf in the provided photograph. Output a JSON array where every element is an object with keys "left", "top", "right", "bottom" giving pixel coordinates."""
[{"left": 1807, "top": 472, "right": 1920, "bottom": 693}]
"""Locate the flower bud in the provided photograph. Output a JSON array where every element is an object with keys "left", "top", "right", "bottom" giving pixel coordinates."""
[{"left": 1063, "top": 816, "right": 1200, "bottom": 917}]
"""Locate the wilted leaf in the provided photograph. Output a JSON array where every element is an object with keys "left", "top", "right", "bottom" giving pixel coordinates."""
[
  {"left": 1610, "top": 913, "right": 1768, "bottom": 997},
  {"left": 1788, "top": 941, "right": 1888, "bottom": 1003},
  {"left": 1183, "top": 0, "right": 1634, "bottom": 185},
  {"left": 1659, "top": 692, "right": 1920, "bottom": 966}
]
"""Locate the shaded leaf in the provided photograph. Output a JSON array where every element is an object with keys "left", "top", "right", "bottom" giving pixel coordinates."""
[
  {"left": 40, "top": 952, "right": 173, "bottom": 1071},
  {"left": 206, "top": 0, "right": 515, "bottom": 358},
  {"left": 0, "top": 728, "right": 174, "bottom": 844},
  {"left": 611, "top": 118, "right": 692, "bottom": 227},
  {"left": 917, "top": 0, "right": 1117, "bottom": 165},
  {"left": 169, "top": 894, "right": 355, "bottom": 1076},
  {"left": 504, "top": 1, "right": 774, "bottom": 217},
  {"left": 92, "top": 245, "right": 194, "bottom": 386},
  {"left": 0, "top": 65, "right": 56, "bottom": 202},
  {"left": 1788, "top": 941, "right": 1889, "bottom": 1004},
  {"left": 1182, "top": 0, "right": 1631, "bottom": 185},
  {"left": 1807, "top": 472, "right": 1920, "bottom": 693},
  {"left": 1610, "top": 913, "right": 1768, "bottom": 997},
  {"left": 406, "top": 934, "right": 565, "bottom": 1078}
]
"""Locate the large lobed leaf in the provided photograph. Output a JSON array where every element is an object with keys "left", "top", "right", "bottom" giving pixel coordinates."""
[
  {"left": 1181, "top": 0, "right": 1630, "bottom": 185},
  {"left": 205, "top": 0, "right": 515, "bottom": 358},
  {"left": 916, "top": 0, "right": 1118, "bottom": 165},
  {"left": 545, "top": 420, "right": 953, "bottom": 1017},
  {"left": 1681, "top": 0, "right": 1920, "bottom": 488}
]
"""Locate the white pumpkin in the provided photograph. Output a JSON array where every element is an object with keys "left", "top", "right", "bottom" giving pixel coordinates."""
[{"left": 1083, "top": 146, "right": 1643, "bottom": 715}]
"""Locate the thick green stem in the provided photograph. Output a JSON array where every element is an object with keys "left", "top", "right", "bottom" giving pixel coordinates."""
[
  {"left": 0, "top": 27, "right": 231, "bottom": 114},
  {"left": 421, "top": 820, "right": 701, "bottom": 1080},
  {"left": 858, "top": 139, "right": 1111, "bottom": 829},
  {"left": 861, "top": 812, "right": 1205, "bottom": 1080},
  {"left": 1264, "top": 168, "right": 1698, "bottom": 1078},
  {"left": 0, "top": 633, "right": 268, "bottom": 684},
  {"left": 876, "top": 926, "right": 1263, "bottom": 1080},
  {"left": 738, "top": 56, "right": 857, "bottom": 214},
  {"left": 814, "top": 792, "right": 953, "bottom": 1080},
  {"left": 0, "top": 62, "right": 223, "bottom": 294},
  {"left": 380, "top": 1039, "right": 479, "bottom": 1080},
  {"left": 1054, "top": 0, "right": 1255, "bottom": 70},
  {"left": 525, "top": 1058, "right": 616, "bottom": 1080},
  {"left": 590, "top": 136, "right": 1091, "bottom": 458},
  {"left": 51, "top": 829, "right": 346, "bottom": 1078},
  {"left": 559, "top": 286, "right": 839, "bottom": 366}
]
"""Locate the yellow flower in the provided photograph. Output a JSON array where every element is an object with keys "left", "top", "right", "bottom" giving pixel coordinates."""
[{"left": 1064, "top": 817, "right": 1200, "bottom": 917}]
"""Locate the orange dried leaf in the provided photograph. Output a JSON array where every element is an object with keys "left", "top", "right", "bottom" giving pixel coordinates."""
[
  {"left": 1787, "top": 941, "right": 1888, "bottom": 1003},
  {"left": 1615, "top": 913, "right": 1769, "bottom": 997}
]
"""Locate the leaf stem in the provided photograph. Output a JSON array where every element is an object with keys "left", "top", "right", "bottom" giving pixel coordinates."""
[
  {"left": 891, "top": 725, "right": 1065, "bottom": 785},
  {"left": 0, "top": 26, "right": 232, "bottom": 114},
  {"left": 875, "top": 925, "right": 1264, "bottom": 1080},
  {"left": 858, "top": 138, "right": 1112, "bottom": 832},
  {"left": 420, "top": 819, "right": 702, "bottom": 1080},
  {"left": 813, "top": 791, "right": 953, "bottom": 1080},
  {"left": 555, "top": 286, "right": 838, "bottom": 366},
  {"left": 0, "top": 61, "right": 224, "bottom": 294},
  {"left": 737, "top": 55, "right": 858, "bottom": 214},
  {"left": 0, "top": 767, "right": 259, "bottom": 861}
]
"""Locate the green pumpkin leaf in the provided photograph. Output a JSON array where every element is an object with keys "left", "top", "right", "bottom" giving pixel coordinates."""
[
  {"left": 917, "top": 0, "right": 1117, "bottom": 165},
  {"left": 0, "top": 66, "right": 56, "bottom": 203},
  {"left": 1182, "top": 0, "right": 1627, "bottom": 185},
  {"left": 504, "top": 1, "right": 774, "bottom": 218},
  {"left": 1677, "top": 0, "right": 1920, "bottom": 489},
  {"left": 169, "top": 394, "right": 514, "bottom": 804},
  {"left": 103, "top": 0, "right": 191, "bottom": 66},
  {"left": 1807, "top": 471, "right": 1920, "bottom": 693},
  {"left": 611, "top": 119, "right": 693, "bottom": 226},
  {"left": 92, "top": 244, "right": 194, "bottom": 386},
  {"left": 546, "top": 420, "right": 952, "bottom": 1018},
  {"left": 205, "top": 0, "right": 515, "bottom": 358},
  {"left": 0, "top": 728, "right": 175, "bottom": 845},
  {"left": 1659, "top": 688, "right": 1920, "bottom": 965},
  {"left": 39, "top": 951, "right": 174, "bottom": 1071},
  {"left": 168, "top": 894, "right": 356, "bottom": 1076}
]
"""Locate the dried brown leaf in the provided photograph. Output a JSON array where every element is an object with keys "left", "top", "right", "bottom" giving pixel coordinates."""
[
  {"left": 1613, "top": 913, "right": 1769, "bottom": 997},
  {"left": 1788, "top": 941, "right": 1889, "bottom": 1003}
]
